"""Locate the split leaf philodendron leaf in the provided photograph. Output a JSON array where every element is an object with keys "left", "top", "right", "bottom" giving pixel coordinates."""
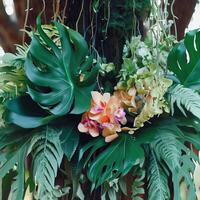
[
  {"left": 5, "top": 96, "right": 56, "bottom": 128},
  {"left": 26, "top": 17, "right": 99, "bottom": 115},
  {"left": 5, "top": 16, "right": 99, "bottom": 128},
  {"left": 167, "top": 29, "right": 200, "bottom": 89},
  {"left": 80, "top": 134, "right": 145, "bottom": 187},
  {"left": 79, "top": 118, "right": 200, "bottom": 194}
]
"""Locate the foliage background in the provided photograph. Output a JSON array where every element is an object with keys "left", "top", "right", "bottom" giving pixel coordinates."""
[{"left": 0, "top": 0, "right": 200, "bottom": 200}]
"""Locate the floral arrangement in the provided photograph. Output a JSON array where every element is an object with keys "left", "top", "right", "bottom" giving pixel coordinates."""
[{"left": 1, "top": 12, "right": 200, "bottom": 200}]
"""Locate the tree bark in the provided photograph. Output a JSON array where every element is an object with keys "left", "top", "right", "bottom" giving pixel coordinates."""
[{"left": 168, "top": 0, "right": 197, "bottom": 41}]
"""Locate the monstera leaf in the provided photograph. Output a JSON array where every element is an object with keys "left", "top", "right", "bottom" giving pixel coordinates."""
[
  {"left": 5, "top": 17, "right": 99, "bottom": 128},
  {"left": 167, "top": 29, "right": 200, "bottom": 89},
  {"left": 80, "top": 118, "right": 200, "bottom": 191},
  {"left": 27, "top": 17, "right": 99, "bottom": 115},
  {"left": 5, "top": 95, "right": 56, "bottom": 128},
  {"left": 80, "top": 134, "right": 145, "bottom": 187}
]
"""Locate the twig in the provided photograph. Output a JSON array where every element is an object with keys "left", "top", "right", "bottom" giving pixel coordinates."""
[
  {"left": 41, "top": 0, "right": 46, "bottom": 15},
  {"left": 170, "top": 0, "right": 178, "bottom": 40},
  {"left": 22, "top": 0, "right": 30, "bottom": 44},
  {"left": 53, "top": 0, "right": 60, "bottom": 21},
  {"left": 76, "top": 0, "right": 84, "bottom": 31},
  {"left": 62, "top": 0, "right": 68, "bottom": 23}
]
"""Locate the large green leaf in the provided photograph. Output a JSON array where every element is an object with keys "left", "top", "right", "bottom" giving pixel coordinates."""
[
  {"left": 0, "top": 140, "right": 29, "bottom": 200},
  {"left": 5, "top": 17, "right": 99, "bottom": 128},
  {"left": 80, "top": 117, "right": 200, "bottom": 192},
  {"left": 26, "top": 17, "right": 99, "bottom": 116},
  {"left": 5, "top": 96, "right": 56, "bottom": 128},
  {"left": 7, "top": 144, "right": 28, "bottom": 200},
  {"left": 80, "top": 134, "right": 145, "bottom": 187},
  {"left": 167, "top": 29, "right": 200, "bottom": 89},
  {"left": 147, "top": 147, "right": 170, "bottom": 200},
  {"left": 30, "top": 127, "right": 65, "bottom": 199}
]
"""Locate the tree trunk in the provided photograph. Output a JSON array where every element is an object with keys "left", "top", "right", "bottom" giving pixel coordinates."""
[{"left": 168, "top": 0, "right": 197, "bottom": 41}]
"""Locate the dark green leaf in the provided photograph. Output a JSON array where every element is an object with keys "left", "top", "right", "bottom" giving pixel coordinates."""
[
  {"left": 60, "top": 123, "right": 80, "bottom": 161},
  {"left": 6, "top": 16, "right": 99, "bottom": 128},
  {"left": 26, "top": 17, "right": 99, "bottom": 116},
  {"left": 81, "top": 134, "right": 145, "bottom": 187},
  {"left": 5, "top": 96, "right": 56, "bottom": 128},
  {"left": 167, "top": 29, "right": 200, "bottom": 89}
]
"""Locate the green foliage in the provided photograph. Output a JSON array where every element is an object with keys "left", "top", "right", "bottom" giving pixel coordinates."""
[
  {"left": 152, "top": 132, "right": 197, "bottom": 200},
  {"left": 103, "top": 0, "right": 151, "bottom": 37},
  {"left": 7, "top": 144, "right": 28, "bottom": 200},
  {"left": 0, "top": 124, "right": 76, "bottom": 200},
  {"left": 117, "top": 35, "right": 171, "bottom": 90},
  {"left": 5, "top": 16, "right": 99, "bottom": 128},
  {"left": 0, "top": 139, "right": 29, "bottom": 200},
  {"left": 92, "top": 0, "right": 100, "bottom": 13},
  {"left": 80, "top": 134, "right": 144, "bottom": 187},
  {"left": 0, "top": 45, "right": 27, "bottom": 127},
  {"left": 168, "top": 84, "right": 200, "bottom": 118},
  {"left": 143, "top": 119, "right": 200, "bottom": 200},
  {"left": 1, "top": 7, "right": 200, "bottom": 200},
  {"left": 80, "top": 118, "right": 200, "bottom": 199},
  {"left": 2, "top": 44, "right": 28, "bottom": 68},
  {"left": 0, "top": 127, "right": 78, "bottom": 199},
  {"left": 131, "top": 167, "right": 145, "bottom": 200},
  {"left": 0, "top": 104, "right": 5, "bottom": 127},
  {"left": 30, "top": 127, "right": 65, "bottom": 199},
  {"left": 147, "top": 147, "right": 169, "bottom": 200},
  {"left": 26, "top": 17, "right": 99, "bottom": 115},
  {"left": 101, "top": 179, "right": 120, "bottom": 200},
  {"left": 0, "top": 45, "right": 27, "bottom": 126},
  {"left": 5, "top": 95, "right": 56, "bottom": 128},
  {"left": 167, "top": 29, "right": 200, "bottom": 89},
  {"left": 0, "top": 66, "right": 25, "bottom": 99},
  {"left": 0, "top": 44, "right": 27, "bottom": 99},
  {"left": 60, "top": 122, "right": 80, "bottom": 161}
]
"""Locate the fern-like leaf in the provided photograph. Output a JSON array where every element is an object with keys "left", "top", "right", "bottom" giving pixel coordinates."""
[
  {"left": 2, "top": 44, "right": 28, "bottom": 68},
  {"left": 0, "top": 140, "right": 29, "bottom": 200},
  {"left": 152, "top": 133, "right": 197, "bottom": 200},
  {"left": 30, "top": 127, "right": 65, "bottom": 199},
  {"left": 0, "top": 45, "right": 27, "bottom": 102},
  {"left": 132, "top": 167, "right": 145, "bottom": 200},
  {"left": 7, "top": 144, "right": 28, "bottom": 200},
  {"left": 147, "top": 147, "right": 170, "bottom": 200},
  {"left": 168, "top": 84, "right": 200, "bottom": 119}
]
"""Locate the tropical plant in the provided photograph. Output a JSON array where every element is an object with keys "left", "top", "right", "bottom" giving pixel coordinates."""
[{"left": 1, "top": 2, "right": 200, "bottom": 200}]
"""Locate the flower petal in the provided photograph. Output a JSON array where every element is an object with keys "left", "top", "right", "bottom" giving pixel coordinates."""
[
  {"left": 89, "top": 128, "right": 100, "bottom": 137},
  {"left": 91, "top": 91, "right": 103, "bottom": 105},
  {"left": 78, "top": 123, "right": 88, "bottom": 133},
  {"left": 102, "top": 93, "right": 111, "bottom": 103},
  {"left": 105, "top": 134, "right": 119, "bottom": 142}
]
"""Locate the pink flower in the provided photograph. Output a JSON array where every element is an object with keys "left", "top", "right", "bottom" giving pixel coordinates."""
[
  {"left": 78, "top": 114, "right": 100, "bottom": 137},
  {"left": 114, "top": 108, "right": 127, "bottom": 124},
  {"left": 78, "top": 91, "right": 128, "bottom": 142},
  {"left": 90, "top": 92, "right": 110, "bottom": 115}
]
